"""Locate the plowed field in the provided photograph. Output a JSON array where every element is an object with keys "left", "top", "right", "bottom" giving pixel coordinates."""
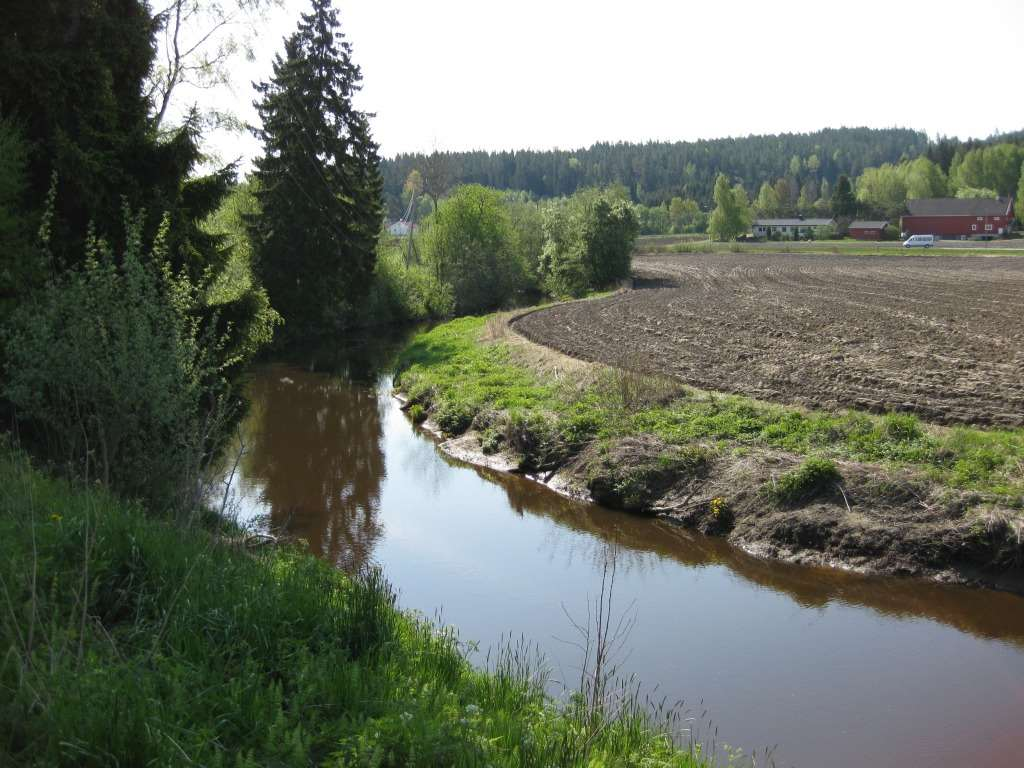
[{"left": 512, "top": 252, "right": 1024, "bottom": 426}]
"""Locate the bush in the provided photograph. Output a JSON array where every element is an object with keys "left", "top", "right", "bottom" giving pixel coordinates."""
[
  {"left": 367, "top": 243, "right": 454, "bottom": 323},
  {"left": 770, "top": 457, "right": 841, "bottom": 505},
  {"left": 432, "top": 399, "right": 476, "bottom": 436},
  {"left": 883, "top": 413, "right": 923, "bottom": 442},
  {"left": 4, "top": 210, "right": 239, "bottom": 512},
  {"left": 539, "top": 187, "right": 639, "bottom": 297},
  {"left": 407, "top": 403, "right": 427, "bottom": 425},
  {"left": 422, "top": 185, "right": 527, "bottom": 315}
]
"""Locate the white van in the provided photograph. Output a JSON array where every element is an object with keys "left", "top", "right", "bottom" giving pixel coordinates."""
[{"left": 903, "top": 234, "right": 936, "bottom": 248}]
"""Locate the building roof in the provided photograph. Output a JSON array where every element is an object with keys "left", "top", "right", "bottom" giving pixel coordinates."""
[
  {"left": 753, "top": 218, "right": 835, "bottom": 227},
  {"left": 848, "top": 220, "right": 888, "bottom": 230},
  {"left": 905, "top": 197, "right": 1012, "bottom": 217}
]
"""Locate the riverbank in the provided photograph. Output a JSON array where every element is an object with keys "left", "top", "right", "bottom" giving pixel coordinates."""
[
  {"left": 394, "top": 309, "right": 1024, "bottom": 591},
  {"left": 0, "top": 447, "right": 708, "bottom": 766}
]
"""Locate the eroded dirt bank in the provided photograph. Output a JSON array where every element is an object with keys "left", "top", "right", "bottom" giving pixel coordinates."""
[{"left": 429, "top": 424, "right": 1024, "bottom": 593}]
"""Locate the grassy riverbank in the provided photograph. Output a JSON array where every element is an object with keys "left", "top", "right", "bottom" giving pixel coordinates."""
[
  {"left": 0, "top": 448, "right": 707, "bottom": 767},
  {"left": 395, "top": 312, "right": 1024, "bottom": 583}
]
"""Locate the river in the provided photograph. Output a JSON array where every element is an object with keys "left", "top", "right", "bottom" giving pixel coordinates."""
[{"left": 220, "top": 329, "right": 1024, "bottom": 768}]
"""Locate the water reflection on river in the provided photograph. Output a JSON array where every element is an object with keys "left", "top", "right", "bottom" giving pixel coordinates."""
[{"left": 221, "top": 330, "right": 1024, "bottom": 768}]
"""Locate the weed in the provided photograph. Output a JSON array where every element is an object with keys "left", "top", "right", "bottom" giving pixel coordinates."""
[
  {"left": 408, "top": 403, "right": 427, "bottom": 425},
  {"left": 769, "top": 457, "right": 842, "bottom": 505}
]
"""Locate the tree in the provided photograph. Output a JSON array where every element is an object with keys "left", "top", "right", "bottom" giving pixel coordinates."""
[
  {"left": 814, "top": 179, "right": 832, "bottom": 215},
  {"left": 147, "top": 0, "right": 281, "bottom": 132},
  {"left": 955, "top": 186, "right": 998, "bottom": 199},
  {"left": 856, "top": 164, "right": 908, "bottom": 217},
  {"left": 250, "top": 0, "right": 383, "bottom": 334},
  {"left": 1017, "top": 161, "right": 1024, "bottom": 224},
  {"left": 0, "top": 120, "right": 34, "bottom": 314},
  {"left": 402, "top": 169, "right": 424, "bottom": 211},
  {"left": 708, "top": 174, "right": 749, "bottom": 241},
  {"left": 669, "top": 196, "right": 703, "bottom": 232},
  {"left": 950, "top": 143, "right": 1023, "bottom": 196},
  {"left": 422, "top": 185, "right": 524, "bottom": 314},
  {"left": 774, "top": 176, "right": 798, "bottom": 214},
  {"left": 420, "top": 151, "right": 456, "bottom": 213},
  {"left": 831, "top": 174, "right": 856, "bottom": 218},
  {"left": 539, "top": 187, "right": 638, "bottom": 297},
  {"left": 904, "top": 156, "right": 947, "bottom": 199}
]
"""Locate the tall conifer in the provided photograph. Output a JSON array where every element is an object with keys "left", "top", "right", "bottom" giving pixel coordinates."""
[{"left": 250, "top": 0, "right": 383, "bottom": 334}]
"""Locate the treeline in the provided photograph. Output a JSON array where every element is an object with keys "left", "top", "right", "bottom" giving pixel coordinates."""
[{"left": 382, "top": 127, "right": 930, "bottom": 216}]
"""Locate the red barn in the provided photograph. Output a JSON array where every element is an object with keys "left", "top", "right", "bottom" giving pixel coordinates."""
[
  {"left": 901, "top": 197, "right": 1014, "bottom": 239},
  {"left": 848, "top": 220, "right": 887, "bottom": 240}
]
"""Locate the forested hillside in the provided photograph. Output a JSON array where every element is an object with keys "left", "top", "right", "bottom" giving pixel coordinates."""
[{"left": 382, "top": 127, "right": 930, "bottom": 216}]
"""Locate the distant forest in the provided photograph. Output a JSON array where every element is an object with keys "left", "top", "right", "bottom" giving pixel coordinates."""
[{"left": 381, "top": 127, "right": 1023, "bottom": 219}]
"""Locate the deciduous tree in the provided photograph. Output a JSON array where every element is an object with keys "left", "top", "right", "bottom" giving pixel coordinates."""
[{"left": 708, "top": 174, "right": 750, "bottom": 241}]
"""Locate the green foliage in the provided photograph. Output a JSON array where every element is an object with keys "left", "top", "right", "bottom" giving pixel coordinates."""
[
  {"left": 637, "top": 203, "right": 672, "bottom": 235},
  {"left": 0, "top": 118, "right": 35, "bottom": 315},
  {"left": 831, "top": 174, "right": 857, "bottom": 219},
  {"left": 708, "top": 174, "right": 751, "bottom": 241},
  {"left": 421, "top": 185, "right": 526, "bottom": 314},
  {"left": 367, "top": 242, "right": 454, "bottom": 323},
  {"left": 250, "top": 0, "right": 384, "bottom": 335},
  {"left": 503, "top": 192, "right": 546, "bottom": 290},
  {"left": 855, "top": 158, "right": 948, "bottom": 217},
  {"left": 753, "top": 182, "right": 782, "bottom": 217},
  {"left": 407, "top": 403, "right": 427, "bottom": 424},
  {"left": 955, "top": 186, "right": 999, "bottom": 199},
  {"left": 855, "top": 163, "right": 909, "bottom": 218},
  {"left": 904, "top": 156, "right": 948, "bottom": 199},
  {"left": 3, "top": 211, "right": 237, "bottom": 511},
  {"left": 668, "top": 196, "right": 705, "bottom": 233},
  {"left": 769, "top": 457, "right": 841, "bottom": 505},
  {"left": 0, "top": 449, "right": 706, "bottom": 767},
  {"left": 1018, "top": 161, "right": 1024, "bottom": 218},
  {"left": 950, "top": 143, "right": 1023, "bottom": 196},
  {"left": 539, "top": 187, "right": 639, "bottom": 297}
]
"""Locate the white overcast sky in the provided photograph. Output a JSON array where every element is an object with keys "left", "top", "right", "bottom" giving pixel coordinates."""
[{"left": 184, "top": 0, "right": 1021, "bottom": 169}]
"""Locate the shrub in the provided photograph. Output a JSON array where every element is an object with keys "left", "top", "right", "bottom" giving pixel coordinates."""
[
  {"left": 421, "top": 185, "right": 527, "bottom": 315},
  {"left": 502, "top": 410, "right": 565, "bottom": 471},
  {"left": 432, "top": 399, "right": 476, "bottom": 436},
  {"left": 367, "top": 243, "right": 454, "bottom": 323},
  {"left": 539, "top": 187, "right": 639, "bottom": 297},
  {"left": 408, "top": 404, "right": 427, "bottom": 425},
  {"left": 883, "top": 412, "right": 924, "bottom": 442},
  {"left": 770, "top": 457, "right": 841, "bottom": 505},
  {"left": 4, "top": 210, "right": 237, "bottom": 512}
]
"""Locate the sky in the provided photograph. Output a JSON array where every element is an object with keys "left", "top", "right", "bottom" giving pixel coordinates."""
[{"left": 175, "top": 0, "right": 1022, "bottom": 170}]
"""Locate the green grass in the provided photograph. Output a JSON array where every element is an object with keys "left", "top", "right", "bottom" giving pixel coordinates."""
[
  {"left": 396, "top": 315, "right": 1024, "bottom": 500},
  {"left": 0, "top": 447, "right": 708, "bottom": 767}
]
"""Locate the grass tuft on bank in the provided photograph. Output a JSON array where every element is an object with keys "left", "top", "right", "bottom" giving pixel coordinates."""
[
  {"left": 395, "top": 314, "right": 1024, "bottom": 501},
  {"left": 0, "top": 447, "right": 708, "bottom": 767}
]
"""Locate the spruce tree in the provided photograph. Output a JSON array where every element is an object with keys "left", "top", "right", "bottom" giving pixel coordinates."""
[
  {"left": 250, "top": 0, "right": 383, "bottom": 335},
  {"left": 831, "top": 174, "right": 857, "bottom": 219}
]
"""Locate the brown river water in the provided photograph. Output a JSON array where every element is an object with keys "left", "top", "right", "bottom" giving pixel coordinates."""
[{"left": 221, "top": 330, "right": 1024, "bottom": 768}]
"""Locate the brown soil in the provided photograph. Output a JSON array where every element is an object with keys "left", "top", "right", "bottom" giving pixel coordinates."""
[{"left": 512, "top": 252, "right": 1024, "bottom": 426}]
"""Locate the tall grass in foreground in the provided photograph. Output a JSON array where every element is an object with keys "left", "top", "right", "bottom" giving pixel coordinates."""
[{"left": 0, "top": 447, "right": 713, "bottom": 767}]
